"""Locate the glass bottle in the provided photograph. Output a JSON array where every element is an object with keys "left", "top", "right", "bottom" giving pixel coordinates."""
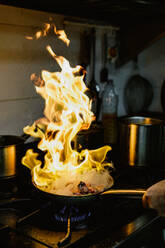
[{"left": 102, "top": 79, "right": 118, "bottom": 145}]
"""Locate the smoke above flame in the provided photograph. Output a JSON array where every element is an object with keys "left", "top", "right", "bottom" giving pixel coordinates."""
[{"left": 22, "top": 20, "right": 113, "bottom": 194}]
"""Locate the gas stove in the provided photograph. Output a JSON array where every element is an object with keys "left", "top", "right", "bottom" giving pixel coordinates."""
[
  {"left": 0, "top": 166, "right": 164, "bottom": 248},
  {"left": 0, "top": 195, "right": 163, "bottom": 248}
]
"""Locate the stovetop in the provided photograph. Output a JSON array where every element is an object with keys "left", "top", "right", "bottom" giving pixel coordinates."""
[
  {"left": 0, "top": 166, "right": 164, "bottom": 248},
  {"left": 0, "top": 193, "right": 162, "bottom": 248}
]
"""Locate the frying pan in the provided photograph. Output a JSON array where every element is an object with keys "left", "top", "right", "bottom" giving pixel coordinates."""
[
  {"left": 32, "top": 180, "right": 164, "bottom": 248},
  {"left": 33, "top": 181, "right": 146, "bottom": 206}
]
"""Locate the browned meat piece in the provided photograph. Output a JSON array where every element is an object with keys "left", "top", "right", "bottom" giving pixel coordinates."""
[{"left": 78, "top": 181, "right": 89, "bottom": 194}]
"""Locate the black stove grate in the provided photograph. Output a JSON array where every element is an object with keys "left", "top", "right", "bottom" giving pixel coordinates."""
[{"left": 0, "top": 195, "right": 162, "bottom": 248}]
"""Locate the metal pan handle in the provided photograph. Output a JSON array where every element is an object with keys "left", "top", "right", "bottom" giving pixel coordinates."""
[
  {"left": 20, "top": 133, "right": 30, "bottom": 141},
  {"left": 101, "top": 189, "right": 146, "bottom": 199}
]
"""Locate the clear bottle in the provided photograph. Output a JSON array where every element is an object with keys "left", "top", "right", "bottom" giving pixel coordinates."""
[{"left": 102, "top": 79, "right": 118, "bottom": 145}]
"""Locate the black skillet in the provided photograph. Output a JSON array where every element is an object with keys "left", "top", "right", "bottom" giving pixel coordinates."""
[{"left": 33, "top": 181, "right": 146, "bottom": 206}]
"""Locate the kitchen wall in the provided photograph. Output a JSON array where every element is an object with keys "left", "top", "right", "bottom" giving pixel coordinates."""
[
  {"left": 89, "top": 27, "right": 165, "bottom": 117},
  {"left": 0, "top": 4, "right": 82, "bottom": 135},
  {"left": 0, "top": 4, "right": 165, "bottom": 136},
  {"left": 112, "top": 35, "right": 165, "bottom": 116}
]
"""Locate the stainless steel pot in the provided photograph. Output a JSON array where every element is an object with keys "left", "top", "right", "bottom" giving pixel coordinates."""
[
  {"left": 118, "top": 116, "right": 165, "bottom": 167},
  {"left": 0, "top": 134, "right": 29, "bottom": 178}
]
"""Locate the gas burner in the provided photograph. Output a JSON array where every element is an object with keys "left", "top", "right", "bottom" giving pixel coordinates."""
[{"left": 52, "top": 205, "right": 91, "bottom": 229}]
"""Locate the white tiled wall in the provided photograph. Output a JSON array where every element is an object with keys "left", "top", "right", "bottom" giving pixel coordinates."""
[{"left": 0, "top": 4, "right": 164, "bottom": 136}]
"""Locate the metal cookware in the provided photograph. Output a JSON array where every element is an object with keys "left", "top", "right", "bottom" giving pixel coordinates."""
[
  {"left": 32, "top": 183, "right": 146, "bottom": 248},
  {"left": 124, "top": 58, "right": 153, "bottom": 115},
  {"left": 0, "top": 134, "right": 29, "bottom": 178},
  {"left": 88, "top": 28, "right": 101, "bottom": 121},
  {"left": 33, "top": 181, "right": 145, "bottom": 206},
  {"left": 118, "top": 116, "right": 165, "bottom": 167},
  {"left": 32, "top": 178, "right": 165, "bottom": 216},
  {"left": 73, "top": 123, "right": 104, "bottom": 150},
  {"left": 124, "top": 75, "right": 153, "bottom": 114}
]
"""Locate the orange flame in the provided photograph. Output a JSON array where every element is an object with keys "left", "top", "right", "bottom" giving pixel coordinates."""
[
  {"left": 25, "top": 21, "right": 70, "bottom": 46},
  {"left": 22, "top": 22, "right": 113, "bottom": 194}
]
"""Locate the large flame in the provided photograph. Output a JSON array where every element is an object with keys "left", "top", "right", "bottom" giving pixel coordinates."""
[
  {"left": 25, "top": 20, "right": 70, "bottom": 46},
  {"left": 22, "top": 22, "right": 113, "bottom": 194}
]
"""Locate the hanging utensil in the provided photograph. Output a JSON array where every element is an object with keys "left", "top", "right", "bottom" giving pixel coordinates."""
[
  {"left": 88, "top": 28, "right": 101, "bottom": 122},
  {"left": 79, "top": 30, "right": 92, "bottom": 84},
  {"left": 100, "top": 33, "right": 108, "bottom": 83},
  {"left": 124, "top": 57, "right": 153, "bottom": 114},
  {"left": 160, "top": 79, "right": 165, "bottom": 112}
]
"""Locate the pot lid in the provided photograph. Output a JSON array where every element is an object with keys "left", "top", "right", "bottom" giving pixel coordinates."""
[{"left": 119, "top": 116, "right": 164, "bottom": 126}]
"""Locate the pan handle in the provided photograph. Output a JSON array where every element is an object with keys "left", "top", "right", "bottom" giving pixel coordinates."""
[
  {"left": 20, "top": 133, "right": 31, "bottom": 141},
  {"left": 101, "top": 189, "right": 146, "bottom": 199}
]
